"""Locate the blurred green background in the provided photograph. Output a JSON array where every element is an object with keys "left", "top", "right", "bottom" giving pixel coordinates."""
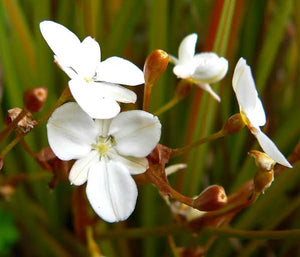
[{"left": 0, "top": 0, "right": 299, "bottom": 256}]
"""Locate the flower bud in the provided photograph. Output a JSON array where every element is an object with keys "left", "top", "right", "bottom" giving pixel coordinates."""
[
  {"left": 254, "top": 169, "right": 274, "bottom": 193},
  {"left": 249, "top": 150, "right": 275, "bottom": 171},
  {"left": 143, "top": 49, "right": 169, "bottom": 85},
  {"left": 36, "top": 147, "right": 57, "bottom": 171},
  {"left": 175, "top": 80, "right": 193, "bottom": 100},
  {"left": 193, "top": 185, "right": 227, "bottom": 211},
  {"left": 24, "top": 87, "right": 48, "bottom": 112},
  {"left": 222, "top": 113, "right": 245, "bottom": 135},
  {"left": 6, "top": 108, "right": 37, "bottom": 134}
]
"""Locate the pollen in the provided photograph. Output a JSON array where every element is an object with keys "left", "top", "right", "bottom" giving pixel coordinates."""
[
  {"left": 93, "top": 136, "right": 114, "bottom": 157},
  {"left": 84, "top": 77, "right": 93, "bottom": 83}
]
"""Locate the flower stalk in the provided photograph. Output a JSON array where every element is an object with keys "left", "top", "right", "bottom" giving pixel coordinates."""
[{"left": 171, "top": 130, "right": 224, "bottom": 158}]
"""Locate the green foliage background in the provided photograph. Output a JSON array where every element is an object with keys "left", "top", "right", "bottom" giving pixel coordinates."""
[{"left": 0, "top": 0, "right": 299, "bottom": 256}]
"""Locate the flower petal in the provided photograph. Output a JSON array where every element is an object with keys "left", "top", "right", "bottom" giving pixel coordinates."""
[
  {"left": 86, "top": 161, "right": 138, "bottom": 223},
  {"left": 94, "top": 120, "right": 112, "bottom": 137},
  {"left": 232, "top": 58, "right": 259, "bottom": 113},
  {"left": 108, "top": 148, "right": 148, "bottom": 175},
  {"left": 40, "top": 20, "right": 81, "bottom": 69},
  {"left": 196, "top": 83, "right": 221, "bottom": 102},
  {"left": 68, "top": 78, "right": 121, "bottom": 119},
  {"left": 255, "top": 130, "right": 292, "bottom": 168},
  {"left": 96, "top": 57, "right": 144, "bottom": 86},
  {"left": 178, "top": 33, "right": 197, "bottom": 64},
  {"left": 173, "top": 64, "right": 194, "bottom": 79},
  {"left": 245, "top": 97, "right": 266, "bottom": 127},
  {"left": 109, "top": 110, "right": 161, "bottom": 158},
  {"left": 69, "top": 151, "right": 99, "bottom": 185},
  {"left": 47, "top": 102, "right": 98, "bottom": 160},
  {"left": 192, "top": 53, "right": 228, "bottom": 83},
  {"left": 73, "top": 37, "right": 101, "bottom": 78}
]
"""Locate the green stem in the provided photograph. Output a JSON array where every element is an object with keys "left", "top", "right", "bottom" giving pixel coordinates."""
[
  {"left": 202, "top": 227, "right": 300, "bottom": 240},
  {"left": 171, "top": 130, "right": 224, "bottom": 158},
  {"left": 1, "top": 136, "right": 23, "bottom": 158},
  {"left": 96, "top": 225, "right": 300, "bottom": 241},
  {"left": 37, "top": 87, "right": 71, "bottom": 125},
  {"left": 154, "top": 97, "right": 180, "bottom": 116}
]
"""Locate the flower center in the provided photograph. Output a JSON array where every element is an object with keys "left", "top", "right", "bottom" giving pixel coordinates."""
[
  {"left": 93, "top": 136, "right": 114, "bottom": 157},
  {"left": 84, "top": 77, "right": 93, "bottom": 83}
]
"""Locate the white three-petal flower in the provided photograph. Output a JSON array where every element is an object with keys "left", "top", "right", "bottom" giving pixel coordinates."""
[
  {"left": 40, "top": 20, "right": 144, "bottom": 119},
  {"left": 171, "top": 33, "right": 228, "bottom": 102},
  {"left": 47, "top": 102, "right": 161, "bottom": 222},
  {"left": 232, "top": 58, "right": 292, "bottom": 168}
]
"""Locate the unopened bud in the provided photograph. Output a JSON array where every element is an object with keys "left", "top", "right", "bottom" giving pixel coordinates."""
[
  {"left": 249, "top": 150, "right": 275, "bottom": 171},
  {"left": 254, "top": 169, "right": 274, "bottom": 193},
  {"left": 175, "top": 80, "right": 193, "bottom": 100},
  {"left": 24, "top": 87, "right": 48, "bottom": 112},
  {"left": 193, "top": 185, "right": 227, "bottom": 211},
  {"left": 36, "top": 147, "right": 57, "bottom": 171},
  {"left": 144, "top": 49, "right": 169, "bottom": 85},
  {"left": 6, "top": 108, "right": 37, "bottom": 134},
  {"left": 0, "top": 158, "right": 3, "bottom": 170},
  {"left": 222, "top": 113, "right": 245, "bottom": 135}
]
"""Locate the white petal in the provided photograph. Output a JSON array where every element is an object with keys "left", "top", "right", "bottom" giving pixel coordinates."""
[
  {"left": 108, "top": 148, "right": 148, "bottom": 175},
  {"left": 255, "top": 130, "right": 292, "bottom": 168},
  {"left": 178, "top": 33, "right": 197, "bottom": 63},
  {"left": 73, "top": 37, "right": 101, "bottom": 78},
  {"left": 245, "top": 97, "right": 266, "bottom": 127},
  {"left": 192, "top": 53, "right": 228, "bottom": 83},
  {"left": 47, "top": 102, "right": 98, "bottom": 160},
  {"left": 68, "top": 79, "right": 121, "bottom": 119},
  {"left": 94, "top": 120, "right": 112, "bottom": 137},
  {"left": 54, "top": 55, "right": 77, "bottom": 79},
  {"left": 40, "top": 20, "right": 81, "bottom": 69},
  {"left": 232, "top": 58, "right": 258, "bottom": 113},
  {"left": 98, "top": 82, "right": 137, "bottom": 103},
  {"left": 69, "top": 151, "right": 99, "bottom": 185},
  {"left": 173, "top": 64, "right": 194, "bottom": 79},
  {"left": 196, "top": 83, "right": 221, "bottom": 102},
  {"left": 96, "top": 57, "right": 144, "bottom": 86},
  {"left": 86, "top": 161, "right": 138, "bottom": 223},
  {"left": 109, "top": 110, "right": 162, "bottom": 158}
]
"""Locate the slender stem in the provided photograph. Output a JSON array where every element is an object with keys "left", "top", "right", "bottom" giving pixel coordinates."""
[
  {"left": 96, "top": 224, "right": 300, "bottom": 241},
  {"left": 1, "top": 87, "right": 71, "bottom": 158},
  {"left": 20, "top": 138, "right": 37, "bottom": 159},
  {"left": 154, "top": 97, "right": 180, "bottom": 116},
  {"left": 0, "top": 109, "right": 27, "bottom": 143},
  {"left": 171, "top": 130, "right": 224, "bottom": 158},
  {"left": 168, "top": 236, "right": 180, "bottom": 257},
  {"left": 202, "top": 227, "right": 300, "bottom": 240},
  {"left": 1, "top": 136, "right": 23, "bottom": 158},
  {"left": 143, "top": 83, "right": 153, "bottom": 112},
  {"left": 37, "top": 87, "right": 71, "bottom": 125},
  {"left": 148, "top": 168, "right": 194, "bottom": 207}
]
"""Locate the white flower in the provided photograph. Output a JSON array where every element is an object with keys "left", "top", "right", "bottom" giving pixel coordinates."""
[
  {"left": 40, "top": 20, "right": 144, "bottom": 119},
  {"left": 171, "top": 33, "right": 228, "bottom": 102},
  {"left": 47, "top": 102, "right": 161, "bottom": 222},
  {"left": 232, "top": 58, "right": 292, "bottom": 168}
]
